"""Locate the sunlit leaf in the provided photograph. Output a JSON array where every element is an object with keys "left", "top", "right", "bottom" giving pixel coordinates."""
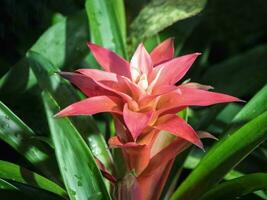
[
  {"left": 27, "top": 51, "right": 114, "bottom": 179},
  {"left": 85, "top": 0, "right": 127, "bottom": 58},
  {"left": 129, "top": 0, "right": 206, "bottom": 49},
  {"left": 0, "top": 160, "right": 66, "bottom": 197}
]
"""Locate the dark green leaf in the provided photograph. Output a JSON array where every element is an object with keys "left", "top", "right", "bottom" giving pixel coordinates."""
[
  {"left": 202, "top": 45, "right": 267, "bottom": 97},
  {"left": 0, "top": 178, "right": 18, "bottom": 190},
  {"left": 0, "top": 160, "right": 66, "bottom": 197},
  {"left": 0, "top": 101, "right": 59, "bottom": 182},
  {"left": 27, "top": 50, "right": 114, "bottom": 178},
  {"left": 170, "top": 111, "right": 267, "bottom": 200},
  {"left": 200, "top": 173, "right": 267, "bottom": 200},
  {"left": 31, "top": 11, "right": 89, "bottom": 70},
  {"left": 42, "top": 91, "right": 111, "bottom": 200}
]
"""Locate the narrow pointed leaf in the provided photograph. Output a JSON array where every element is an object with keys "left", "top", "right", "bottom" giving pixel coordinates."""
[
  {"left": 27, "top": 51, "right": 114, "bottom": 178},
  {"left": 200, "top": 173, "right": 267, "bottom": 200},
  {"left": 0, "top": 178, "right": 18, "bottom": 190},
  {"left": 228, "top": 84, "right": 267, "bottom": 133},
  {"left": 0, "top": 101, "right": 59, "bottom": 182},
  {"left": 0, "top": 160, "right": 66, "bottom": 197},
  {"left": 111, "top": 0, "right": 126, "bottom": 42},
  {"left": 42, "top": 91, "right": 111, "bottom": 200},
  {"left": 170, "top": 111, "right": 267, "bottom": 200}
]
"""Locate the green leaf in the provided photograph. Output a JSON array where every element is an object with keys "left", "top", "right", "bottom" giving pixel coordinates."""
[
  {"left": 129, "top": 0, "right": 207, "bottom": 49},
  {"left": 0, "top": 58, "right": 36, "bottom": 94},
  {"left": 111, "top": 0, "right": 127, "bottom": 43},
  {"left": 31, "top": 11, "right": 89, "bottom": 69},
  {"left": 200, "top": 173, "right": 267, "bottom": 200},
  {"left": 0, "top": 160, "right": 66, "bottom": 197},
  {"left": 0, "top": 101, "right": 59, "bottom": 182},
  {"left": 170, "top": 111, "right": 267, "bottom": 200},
  {"left": 85, "top": 0, "right": 127, "bottom": 58},
  {"left": 27, "top": 50, "right": 114, "bottom": 178},
  {"left": 0, "top": 11, "right": 89, "bottom": 94},
  {"left": 0, "top": 178, "right": 18, "bottom": 190},
  {"left": 228, "top": 84, "right": 267, "bottom": 133},
  {"left": 42, "top": 91, "right": 111, "bottom": 200}
]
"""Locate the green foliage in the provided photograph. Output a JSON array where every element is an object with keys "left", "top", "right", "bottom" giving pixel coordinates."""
[
  {"left": 129, "top": 0, "right": 206, "bottom": 49},
  {"left": 170, "top": 85, "right": 267, "bottom": 200},
  {"left": 85, "top": 0, "right": 127, "bottom": 57},
  {"left": 43, "top": 91, "right": 111, "bottom": 200},
  {"left": 199, "top": 173, "right": 267, "bottom": 200},
  {"left": 0, "top": 160, "right": 66, "bottom": 197}
]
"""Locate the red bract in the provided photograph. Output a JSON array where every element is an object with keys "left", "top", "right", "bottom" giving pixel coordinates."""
[{"left": 56, "top": 38, "right": 241, "bottom": 200}]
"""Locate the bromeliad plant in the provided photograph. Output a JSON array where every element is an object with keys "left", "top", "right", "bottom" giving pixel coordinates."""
[
  {"left": 56, "top": 39, "right": 240, "bottom": 199},
  {"left": 1, "top": 0, "right": 267, "bottom": 200}
]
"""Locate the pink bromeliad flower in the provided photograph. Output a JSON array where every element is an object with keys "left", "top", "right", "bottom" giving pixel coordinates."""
[{"left": 56, "top": 38, "right": 240, "bottom": 200}]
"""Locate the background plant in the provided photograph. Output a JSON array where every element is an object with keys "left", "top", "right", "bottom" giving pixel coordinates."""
[{"left": 0, "top": 0, "right": 267, "bottom": 199}]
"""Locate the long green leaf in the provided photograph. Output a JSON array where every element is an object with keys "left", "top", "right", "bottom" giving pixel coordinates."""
[
  {"left": 85, "top": 0, "right": 127, "bottom": 58},
  {"left": 27, "top": 50, "right": 113, "bottom": 177},
  {"left": 129, "top": 0, "right": 206, "bottom": 49},
  {"left": 170, "top": 111, "right": 267, "bottom": 200},
  {"left": 0, "top": 178, "right": 18, "bottom": 190},
  {"left": 0, "top": 160, "right": 66, "bottom": 197},
  {"left": 0, "top": 101, "right": 59, "bottom": 182},
  {"left": 228, "top": 84, "right": 267, "bottom": 133},
  {"left": 111, "top": 0, "right": 127, "bottom": 43},
  {"left": 200, "top": 173, "right": 267, "bottom": 200},
  {"left": 42, "top": 91, "right": 110, "bottom": 200}
]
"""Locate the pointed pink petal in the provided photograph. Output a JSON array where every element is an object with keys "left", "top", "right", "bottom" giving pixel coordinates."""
[
  {"left": 76, "top": 68, "right": 118, "bottom": 82},
  {"left": 198, "top": 131, "right": 218, "bottom": 140},
  {"left": 157, "top": 87, "right": 242, "bottom": 115},
  {"left": 154, "top": 114, "right": 203, "bottom": 149},
  {"left": 123, "top": 104, "right": 153, "bottom": 141},
  {"left": 55, "top": 96, "right": 122, "bottom": 117},
  {"left": 95, "top": 158, "right": 117, "bottom": 183},
  {"left": 182, "top": 82, "right": 214, "bottom": 90},
  {"left": 130, "top": 43, "right": 153, "bottom": 77},
  {"left": 87, "top": 42, "right": 131, "bottom": 79},
  {"left": 59, "top": 72, "right": 114, "bottom": 97},
  {"left": 60, "top": 71, "right": 135, "bottom": 105},
  {"left": 150, "top": 38, "right": 174, "bottom": 66},
  {"left": 76, "top": 69, "right": 135, "bottom": 101},
  {"left": 151, "top": 53, "right": 200, "bottom": 90},
  {"left": 139, "top": 138, "right": 190, "bottom": 177}
]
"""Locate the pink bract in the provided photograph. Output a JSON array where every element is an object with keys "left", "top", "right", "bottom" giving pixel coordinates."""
[{"left": 56, "top": 38, "right": 241, "bottom": 200}]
